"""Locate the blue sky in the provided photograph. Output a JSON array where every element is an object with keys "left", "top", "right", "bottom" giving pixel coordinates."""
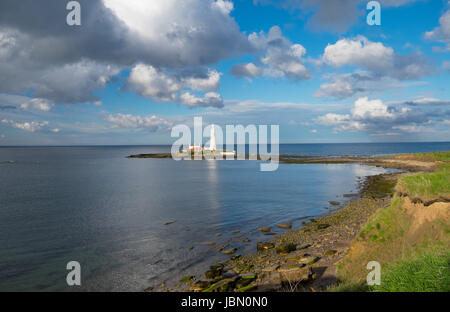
[{"left": 0, "top": 0, "right": 449, "bottom": 145}]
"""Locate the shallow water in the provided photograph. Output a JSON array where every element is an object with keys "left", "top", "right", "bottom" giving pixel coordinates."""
[{"left": 0, "top": 143, "right": 448, "bottom": 291}]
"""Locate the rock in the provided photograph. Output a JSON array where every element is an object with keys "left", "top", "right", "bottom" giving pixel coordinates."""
[
  {"left": 231, "top": 254, "right": 242, "bottom": 260},
  {"left": 216, "top": 243, "right": 229, "bottom": 252},
  {"left": 235, "top": 274, "right": 256, "bottom": 288},
  {"left": 164, "top": 221, "right": 176, "bottom": 225},
  {"left": 343, "top": 193, "right": 358, "bottom": 197},
  {"left": 329, "top": 201, "right": 340, "bottom": 206},
  {"left": 257, "top": 272, "right": 282, "bottom": 291},
  {"left": 240, "top": 273, "right": 257, "bottom": 279},
  {"left": 325, "top": 250, "right": 337, "bottom": 256},
  {"left": 186, "top": 246, "right": 194, "bottom": 251},
  {"left": 216, "top": 233, "right": 222, "bottom": 237},
  {"left": 277, "top": 222, "right": 292, "bottom": 229},
  {"left": 180, "top": 275, "right": 195, "bottom": 282},
  {"left": 242, "top": 238, "right": 251, "bottom": 243},
  {"left": 257, "top": 242, "right": 275, "bottom": 251},
  {"left": 262, "top": 264, "right": 280, "bottom": 272},
  {"left": 296, "top": 243, "right": 311, "bottom": 250},
  {"left": 202, "top": 277, "right": 237, "bottom": 292},
  {"left": 298, "top": 255, "right": 320, "bottom": 265},
  {"left": 144, "top": 286, "right": 153, "bottom": 292},
  {"left": 190, "top": 280, "right": 212, "bottom": 292},
  {"left": 205, "top": 264, "right": 224, "bottom": 279},
  {"left": 264, "top": 232, "right": 276, "bottom": 236},
  {"left": 279, "top": 266, "right": 313, "bottom": 284},
  {"left": 317, "top": 224, "right": 330, "bottom": 230},
  {"left": 231, "top": 230, "right": 240, "bottom": 234},
  {"left": 222, "top": 248, "right": 237, "bottom": 255},
  {"left": 258, "top": 227, "right": 271, "bottom": 232},
  {"left": 201, "top": 241, "right": 216, "bottom": 246},
  {"left": 275, "top": 243, "right": 296, "bottom": 254}
]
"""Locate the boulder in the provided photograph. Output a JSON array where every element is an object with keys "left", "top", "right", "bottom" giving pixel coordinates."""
[
  {"left": 222, "top": 248, "right": 237, "bottom": 255},
  {"left": 279, "top": 266, "right": 313, "bottom": 284},
  {"left": 275, "top": 243, "right": 296, "bottom": 254},
  {"left": 277, "top": 222, "right": 292, "bottom": 229},
  {"left": 258, "top": 227, "right": 271, "bottom": 232},
  {"left": 317, "top": 224, "right": 330, "bottom": 230},
  {"left": 298, "top": 255, "right": 320, "bottom": 265}
]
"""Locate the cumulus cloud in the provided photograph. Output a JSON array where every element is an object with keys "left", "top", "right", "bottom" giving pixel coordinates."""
[
  {"left": 317, "top": 36, "right": 435, "bottom": 98},
  {"left": 19, "top": 98, "right": 54, "bottom": 112},
  {"left": 425, "top": 10, "right": 450, "bottom": 42},
  {"left": 231, "top": 26, "right": 310, "bottom": 80},
  {"left": 315, "top": 96, "right": 447, "bottom": 135},
  {"left": 105, "top": 113, "right": 174, "bottom": 132},
  {"left": 1, "top": 119, "right": 49, "bottom": 132},
  {"left": 0, "top": 0, "right": 249, "bottom": 104},
  {"left": 314, "top": 71, "right": 426, "bottom": 99},
  {"left": 126, "top": 64, "right": 223, "bottom": 106},
  {"left": 230, "top": 63, "right": 262, "bottom": 78},
  {"left": 179, "top": 92, "right": 224, "bottom": 108}
]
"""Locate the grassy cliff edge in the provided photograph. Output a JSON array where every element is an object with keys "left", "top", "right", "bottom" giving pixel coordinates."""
[{"left": 335, "top": 151, "right": 450, "bottom": 292}]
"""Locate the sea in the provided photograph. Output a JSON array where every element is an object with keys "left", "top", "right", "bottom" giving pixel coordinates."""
[{"left": 0, "top": 142, "right": 449, "bottom": 291}]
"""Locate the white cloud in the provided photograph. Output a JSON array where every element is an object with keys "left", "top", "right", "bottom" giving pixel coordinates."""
[
  {"left": 19, "top": 98, "right": 54, "bottom": 112},
  {"left": 230, "top": 63, "right": 262, "bottom": 78},
  {"left": 322, "top": 36, "right": 394, "bottom": 72},
  {"left": 184, "top": 69, "right": 221, "bottom": 91},
  {"left": 179, "top": 92, "right": 224, "bottom": 108},
  {"left": 317, "top": 36, "right": 435, "bottom": 98},
  {"left": 351, "top": 97, "right": 394, "bottom": 119},
  {"left": 127, "top": 64, "right": 223, "bottom": 106},
  {"left": 1, "top": 119, "right": 49, "bottom": 132},
  {"left": 231, "top": 26, "right": 310, "bottom": 80},
  {"left": 127, "top": 64, "right": 183, "bottom": 102},
  {"left": 314, "top": 96, "right": 446, "bottom": 135},
  {"left": 425, "top": 10, "right": 450, "bottom": 42},
  {"left": 105, "top": 113, "right": 173, "bottom": 132}
]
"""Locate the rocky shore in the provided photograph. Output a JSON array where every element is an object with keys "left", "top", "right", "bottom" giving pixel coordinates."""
[
  {"left": 147, "top": 171, "right": 402, "bottom": 292},
  {"left": 141, "top": 153, "right": 444, "bottom": 292}
]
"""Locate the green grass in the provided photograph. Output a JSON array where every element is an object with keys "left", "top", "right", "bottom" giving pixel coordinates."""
[
  {"left": 396, "top": 151, "right": 450, "bottom": 162},
  {"left": 373, "top": 251, "right": 450, "bottom": 292},
  {"left": 396, "top": 164, "right": 450, "bottom": 202},
  {"left": 335, "top": 151, "right": 450, "bottom": 292}
]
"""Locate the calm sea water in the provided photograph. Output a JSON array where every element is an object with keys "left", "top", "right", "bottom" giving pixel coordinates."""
[{"left": 0, "top": 142, "right": 449, "bottom": 291}]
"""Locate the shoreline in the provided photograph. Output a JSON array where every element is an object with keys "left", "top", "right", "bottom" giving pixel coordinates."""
[
  {"left": 127, "top": 153, "right": 439, "bottom": 172},
  {"left": 149, "top": 172, "right": 401, "bottom": 292},
  {"left": 138, "top": 152, "right": 447, "bottom": 292}
]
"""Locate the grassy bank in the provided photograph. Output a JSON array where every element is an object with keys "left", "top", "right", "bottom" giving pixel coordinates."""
[{"left": 335, "top": 152, "right": 450, "bottom": 292}]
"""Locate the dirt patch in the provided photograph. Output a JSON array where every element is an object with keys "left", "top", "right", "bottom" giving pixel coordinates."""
[{"left": 402, "top": 197, "right": 450, "bottom": 235}]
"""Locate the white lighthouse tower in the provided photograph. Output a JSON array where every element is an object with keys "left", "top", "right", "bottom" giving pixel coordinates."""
[{"left": 209, "top": 124, "right": 217, "bottom": 152}]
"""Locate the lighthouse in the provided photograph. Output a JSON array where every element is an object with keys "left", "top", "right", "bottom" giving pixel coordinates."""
[{"left": 209, "top": 124, "right": 217, "bottom": 152}]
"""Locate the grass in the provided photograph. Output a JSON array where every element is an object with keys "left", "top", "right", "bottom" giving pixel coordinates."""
[
  {"left": 395, "top": 151, "right": 450, "bottom": 162},
  {"left": 335, "top": 151, "right": 450, "bottom": 292},
  {"left": 373, "top": 251, "right": 450, "bottom": 292},
  {"left": 396, "top": 164, "right": 450, "bottom": 202}
]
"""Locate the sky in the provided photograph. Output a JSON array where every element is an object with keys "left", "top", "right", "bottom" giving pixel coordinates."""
[{"left": 0, "top": 0, "right": 449, "bottom": 145}]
